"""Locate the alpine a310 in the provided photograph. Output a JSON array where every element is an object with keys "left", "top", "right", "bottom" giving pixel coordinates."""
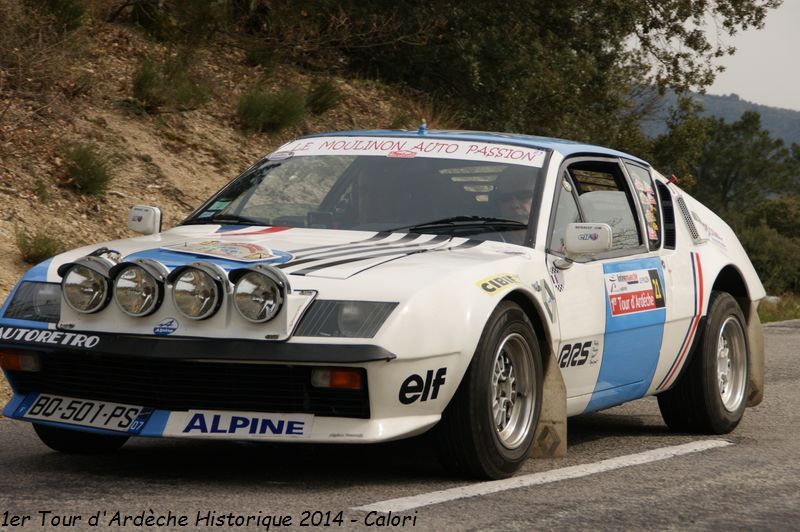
[{"left": 0, "top": 129, "right": 765, "bottom": 479}]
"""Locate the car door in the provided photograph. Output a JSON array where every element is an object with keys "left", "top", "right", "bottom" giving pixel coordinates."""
[{"left": 546, "top": 157, "right": 670, "bottom": 415}]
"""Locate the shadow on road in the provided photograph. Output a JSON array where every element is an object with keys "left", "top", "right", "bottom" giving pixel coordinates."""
[{"left": 7, "top": 408, "right": 674, "bottom": 488}]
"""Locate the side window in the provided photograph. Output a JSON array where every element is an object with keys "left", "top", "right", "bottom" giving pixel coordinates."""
[
  {"left": 625, "top": 162, "right": 661, "bottom": 250},
  {"left": 569, "top": 161, "right": 642, "bottom": 252},
  {"left": 550, "top": 177, "right": 581, "bottom": 255}
]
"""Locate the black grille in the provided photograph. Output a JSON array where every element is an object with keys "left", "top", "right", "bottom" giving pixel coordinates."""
[{"left": 10, "top": 352, "right": 370, "bottom": 419}]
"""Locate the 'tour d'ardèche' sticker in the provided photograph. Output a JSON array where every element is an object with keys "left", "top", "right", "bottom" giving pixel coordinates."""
[{"left": 605, "top": 269, "right": 665, "bottom": 316}]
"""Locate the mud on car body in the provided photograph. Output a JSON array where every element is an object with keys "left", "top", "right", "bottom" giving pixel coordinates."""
[{"left": 0, "top": 130, "right": 765, "bottom": 479}]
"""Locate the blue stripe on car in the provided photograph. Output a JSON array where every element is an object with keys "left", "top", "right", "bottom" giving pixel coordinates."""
[{"left": 585, "top": 257, "right": 666, "bottom": 413}]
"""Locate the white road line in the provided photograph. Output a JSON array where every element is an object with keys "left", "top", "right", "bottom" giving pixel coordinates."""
[{"left": 352, "top": 439, "right": 732, "bottom": 514}]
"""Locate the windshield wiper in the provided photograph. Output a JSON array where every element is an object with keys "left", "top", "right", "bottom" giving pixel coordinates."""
[
  {"left": 183, "top": 214, "right": 266, "bottom": 226},
  {"left": 387, "top": 216, "right": 528, "bottom": 233}
]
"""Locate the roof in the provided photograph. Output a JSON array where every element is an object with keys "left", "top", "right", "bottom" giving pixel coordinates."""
[{"left": 300, "top": 129, "right": 649, "bottom": 165}]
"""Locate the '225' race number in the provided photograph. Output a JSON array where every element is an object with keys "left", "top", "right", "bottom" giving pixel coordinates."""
[{"left": 558, "top": 341, "right": 593, "bottom": 368}]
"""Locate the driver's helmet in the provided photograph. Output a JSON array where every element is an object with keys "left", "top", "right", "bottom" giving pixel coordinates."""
[{"left": 494, "top": 165, "right": 534, "bottom": 201}]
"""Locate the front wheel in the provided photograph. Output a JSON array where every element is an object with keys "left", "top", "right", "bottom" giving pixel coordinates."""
[
  {"left": 658, "top": 291, "right": 749, "bottom": 434},
  {"left": 436, "top": 301, "right": 543, "bottom": 479},
  {"left": 33, "top": 423, "right": 129, "bottom": 453}
]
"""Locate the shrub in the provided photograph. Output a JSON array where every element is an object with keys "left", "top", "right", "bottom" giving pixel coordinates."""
[
  {"left": 130, "top": 0, "right": 227, "bottom": 45},
  {"left": 738, "top": 224, "right": 800, "bottom": 294},
  {"left": 132, "top": 58, "right": 165, "bottom": 110},
  {"left": 0, "top": 0, "right": 84, "bottom": 93},
  {"left": 237, "top": 88, "right": 306, "bottom": 133},
  {"left": 242, "top": 41, "right": 279, "bottom": 70},
  {"left": 62, "top": 143, "right": 112, "bottom": 195},
  {"left": 33, "top": 178, "right": 50, "bottom": 202},
  {"left": 15, "top": 226, "right": 63, "bottom": 264},
  {"left": 39, "top": 0, "right": 85, "bottom": 31},
  {"left": 132, "top": 55, "right": 210, "bottom": 111},
  {"left": 307, "top": 80, "right": 343, "bottom": 115}
]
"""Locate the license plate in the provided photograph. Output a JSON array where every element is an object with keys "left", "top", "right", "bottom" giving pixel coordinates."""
[{"left": 17, "top": 393, "right": 152, "bottom": 434}]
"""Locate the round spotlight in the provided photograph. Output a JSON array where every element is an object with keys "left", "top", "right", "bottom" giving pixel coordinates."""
[
  {"left": 114, "top": 265, "right": 161, "bottom": 317},
  {"left": 233, "top": 271, "right": 284, "bottom": 323},
  {"left": 61, "top": 264, "right": 110, "bottom": 314},
  {"left": 172, "top": 268, "right": 221, "bottom": 320}
]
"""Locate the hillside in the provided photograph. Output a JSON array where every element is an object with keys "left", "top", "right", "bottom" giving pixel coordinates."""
[
  {"left": 642, "top": 91, "right": 800, "bottom": 146},
  {"left": 0, "top": 21, "right": 434, "bottom": 303},
  {"left": 0, "top": 10, "right": 441, "bottom": 402}
]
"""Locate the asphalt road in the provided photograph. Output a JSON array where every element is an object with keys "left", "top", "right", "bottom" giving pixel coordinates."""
[{"left": 0, "top": 321, "right": 798, "bottom": 531}]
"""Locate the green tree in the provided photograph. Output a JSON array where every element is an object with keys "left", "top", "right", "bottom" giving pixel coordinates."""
[
  {"left": 337, "top": 0, "right": 780, "bottom": 152},
  {"left": 649, "top": 97, "right": 714, "bottom": 188},
  {"left": 692, "top": 111, "right": 798, "bottom": 212}
]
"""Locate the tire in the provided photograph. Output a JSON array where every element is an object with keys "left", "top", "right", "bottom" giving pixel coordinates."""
[
  {"left": 33, "top": 423, "right": 129, "bottom": 454},
  {"left": 658, "top": 291, "right": 749, "bottom": 434},
  {"left": 435, "top": 301, "right": 543, "bottom": 479}
]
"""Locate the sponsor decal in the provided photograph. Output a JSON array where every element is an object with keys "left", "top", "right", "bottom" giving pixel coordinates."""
[
  {"left": 558, "top": 340, "right": 600, "bottom": 368},
  {"left": 387, "top": 150, "right": 417, "bottom": 158},
  {"left": 267, "top": 150, "right": 294, "bottom": 161},
  {"left": 399, "top": 368, "right": 447, "bottom": 404},
  {"left": 277, "top": 136, "right": 547, "bottom": 168},
  {"left": 0, "top": 326, "right": 99, "bottom": 348},
  {"left": 167, "top": 410, "right": 313, "bottom": 438},
  {"left": 691, "top": 211, "right": 725, "bottom": 246},
  {"left": 578, "top": 232, "right": 599, "bottom": 241},
  {"left": 164, "top": 240, "right": 288, "bottom": 262},
  {"left": 605, "top": 268, "right": 665, "bottom": 316},
  {"left": 549, "top": 265, "right": 564, "bottom": 292},
  {"left": 153, "top": 317, "right": 178, "bottom": 336},
  {"left": 477, "top": 273, "right": 521, "bottom": 295}
]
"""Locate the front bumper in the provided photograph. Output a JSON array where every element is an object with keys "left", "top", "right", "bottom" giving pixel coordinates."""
[{"left": 1, "top": 327, "right": 459, "bottom": 443}]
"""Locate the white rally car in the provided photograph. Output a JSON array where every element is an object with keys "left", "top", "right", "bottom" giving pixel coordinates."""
[{"left": 0, "top": 130, "right": 765, "bottom": 479}]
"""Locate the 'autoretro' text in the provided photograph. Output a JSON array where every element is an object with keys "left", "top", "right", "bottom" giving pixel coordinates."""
[
  {"left": 1, "top": 509, "right": 420, "bottom": 529},
  {"left": 0, "top": 327, "right": 99, "bottom": 348}
]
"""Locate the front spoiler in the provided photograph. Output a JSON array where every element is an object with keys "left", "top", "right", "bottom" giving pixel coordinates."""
[{"left": 4, "top": 393, "right": 440, "bottom": 443}]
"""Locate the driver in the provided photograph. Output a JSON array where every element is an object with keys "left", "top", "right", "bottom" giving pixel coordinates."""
[{"left": 495, "top": 166, "right": 534, "bottom": 224}]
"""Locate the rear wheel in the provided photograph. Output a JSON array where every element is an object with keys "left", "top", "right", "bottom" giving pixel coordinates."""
[
  {"left": 436, "top": 301, "right": 542, "bottom": 479},
  {"left": 658, "top": 291, "right": 749, "bottom": 434},
  {"left": 33, "top": 423, "right": 128, "bottom": 453}
]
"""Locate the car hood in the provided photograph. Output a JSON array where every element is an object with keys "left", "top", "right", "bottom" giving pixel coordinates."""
[{"left": 43, "top": 225, "right": 534, "bottom": 284}]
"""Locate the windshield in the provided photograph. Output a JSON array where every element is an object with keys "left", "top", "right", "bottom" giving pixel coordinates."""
[{"left": 185, "top": 137, "right": 547, "bottom": 244}]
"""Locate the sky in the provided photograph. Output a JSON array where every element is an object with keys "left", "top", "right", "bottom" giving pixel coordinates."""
[{"left": 706, "top": 1, "right": 800, "bottom": 111}]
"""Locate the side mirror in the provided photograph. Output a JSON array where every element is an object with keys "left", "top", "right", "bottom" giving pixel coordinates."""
[
  {"left": 128, "top": 205, "right": 162, "bottom": 235},
  {"left": 564, "top": 223, "right": 613, "bottom": 256}
]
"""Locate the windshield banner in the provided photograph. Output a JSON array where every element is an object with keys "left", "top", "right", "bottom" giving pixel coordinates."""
[{"left": 274, "top": 136, "right": 547, "bottom": 168}]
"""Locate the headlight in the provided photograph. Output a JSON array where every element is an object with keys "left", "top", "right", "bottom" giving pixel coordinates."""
[
  {"left": 233, "top": 271, "right": 284, "bottom": 323},
  {"left": 337, "top": 301, "right": 372, "bottom": 337},
  {"left": 294, "top": 301, "right": 398, "bottom": 338},
  {"left": 172, "top": 267, "right": 221, "bottom": 320},
  {"left": 3, "top": 282, "right": 61, "bottom": 323},
  {"left": 62, "top": 264, "right": 111, "bottom": 314},
  {"left": 114, "top": 265, "right": 161, "bottom": 317}
]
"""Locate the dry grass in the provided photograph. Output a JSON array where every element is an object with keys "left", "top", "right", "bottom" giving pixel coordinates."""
[
  {"left": 15, "top": 226, "right": 63, "bottom": 264},
  {"left": 758, "top": 294, "right": 800, "bottom": 323},
  {"left": 0, "top": 3, "right": 441, "bottom": 405}
]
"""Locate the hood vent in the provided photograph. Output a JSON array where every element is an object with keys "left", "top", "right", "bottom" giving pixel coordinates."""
[{"left": 675, "top": 194, "right": 707, "bottom": 244}]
